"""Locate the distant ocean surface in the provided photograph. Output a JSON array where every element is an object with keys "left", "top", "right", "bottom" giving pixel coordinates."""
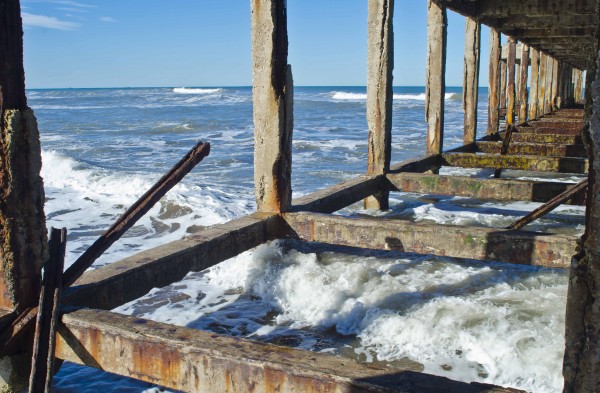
[{"left": 28, "top": 86, "right": 583, "bottom": 392}]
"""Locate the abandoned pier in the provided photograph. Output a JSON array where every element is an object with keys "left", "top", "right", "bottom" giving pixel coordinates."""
[{"left": 1, "top": 0, "right": 599, "bottom": 392}]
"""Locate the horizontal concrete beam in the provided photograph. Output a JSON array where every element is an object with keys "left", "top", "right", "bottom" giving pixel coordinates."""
[
  {"left": 282, "top": 212, "right": 577, "bottom": 268},
  {"left": 62, "top": 213, "right": 282, "bottom": 310},
  {"left": 475, "top": 141, "right": 587, "bottom": 158},
  {"left": 518, "top": 127, "right": 582, "bottom": 136},
  {"left": 502, "top": 27, "right": 596, "bottom": 38},
  {"left": 55, "top": 309, "right": 518, "bottom": 393},
  {"left": 441, "top": 153, "right": 588, "bottom": 174},
  {"left": 508, "top": 132, "right": 582, "bottom": 145},
  {"left": 387, "top": 173, "right": 586, "bottom": 205}
]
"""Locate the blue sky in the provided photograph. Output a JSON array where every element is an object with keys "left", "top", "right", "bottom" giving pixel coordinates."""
[{"left": 22, "top": 0, "right": 493, "bottom": 88}]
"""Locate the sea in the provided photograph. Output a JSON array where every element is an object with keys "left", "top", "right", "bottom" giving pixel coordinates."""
[{"left": 26, "top": 86, "right": 585, "bottom": 393}]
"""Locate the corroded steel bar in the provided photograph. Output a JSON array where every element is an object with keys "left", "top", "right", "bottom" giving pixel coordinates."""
[
  {"left": 29, "top": 228, "right": 66, "bottom": 393},
  {"left": 507, "top": 179, "right": 588, "bottom": 230},
  {"left": 488, "top": 29, "right": 501, "bottom": 134},
  {"left": 463, "top": 17, "right": 480, "bottom": 143},
  {"left": 61, "top": 213, "right": 280, "bottom": 311},
  {"left": 425, "top": 0, "right": 447, "bottom": 155},
  {"left": 283, "top": 212, "right": 577, "bottom": 268},
  {"left": 55, "top": 309, "right": 517, "bottom": 393},
  {"left": 387, "top": 172, "right": 585, "bottom": 205},
  {"left": 442, "top": 152, "right": 588, "bottom": 174},
  {"left": 365, "top": 0, "right": 394, "bottom": 210},
  {"left": 476, "top": 141, "right": 587, "bottom": 158},
  {"left": 62, "top": 141, "right": 210, "bottom": 288}
]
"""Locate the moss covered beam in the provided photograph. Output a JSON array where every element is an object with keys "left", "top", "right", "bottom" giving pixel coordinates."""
[
  {"left": 475, "top": 141, "right": 587, "bottom": 158},
  {"left": 441, "top": 153, "right": 588, "bottom": 174},
  {"left": 283, "top": 212, "right": 577, "bottom": 269}
]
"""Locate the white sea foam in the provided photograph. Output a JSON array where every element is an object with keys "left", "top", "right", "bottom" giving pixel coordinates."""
[
  {"left": 332, "top": 91, "right": 458, "bottom": 100},
  {"left": 173, "top": 87, "right": 223, "bottom": 94}
]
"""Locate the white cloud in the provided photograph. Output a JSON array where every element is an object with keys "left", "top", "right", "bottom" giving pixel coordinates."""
[
  {"left": 100, "top": 16, "right": 117, "bottom": 23},
  {"left": 49, "top": 0, "right": 95, "bottom": 8},
  {"left": 22, "top": 12, "right": 80, "bottom": 30}
]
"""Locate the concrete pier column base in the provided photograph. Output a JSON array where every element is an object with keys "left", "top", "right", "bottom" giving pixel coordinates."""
[{"left": 0, "top": 354, "right": 30, "bottom": 392}]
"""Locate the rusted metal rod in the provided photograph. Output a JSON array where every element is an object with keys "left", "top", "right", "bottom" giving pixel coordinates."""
[
  {"left": 62, "top": 141, "right": 210, "bottom": 287},
  {"left": 0, "top": 141, "right": 210, "bottom": 355},
  {"left": 29, "top": 228, "right": 66, "bottom": 393},
  {"left": 507, "top": 179, "right": 588, "bottom": 230}
]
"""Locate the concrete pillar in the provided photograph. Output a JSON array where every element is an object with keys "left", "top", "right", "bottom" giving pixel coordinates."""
[
  {"left": 529, "top": 48, "right": 540, "bottom": 120},
  {"left": 551, "top": 58, "right": 559, "bottom": 111},
  {"left": 538, "top": 52, "right": 548, "bottom": 115},
  {"left": 505, "top": 38, "right": 517, "bottom": 127},
  {"left": 251, "top": 0, "right": 293, "bottom": 213},
  {"left": 544, "top": 55, "right": 554, "bottom": 114},
  {"left": 500, "top": 60, "right": 508, "bottom": 111},
  {"left": 462, "top": 17, "right": 480, "bottom": 144},
  {"left": 574, "top": 68, "right": 584, "bottom": 104},
  {"left": 365, "top": 0, "right": 394, "bottom": 210},
  {"left": 563, "top": 55, "right": 600, "bottom": 393},
  {"left": 487, "top": 28, "right": 501, "bottom": 134},
  {"left": 517, "top": 43, "right": 529, "bottom": 123},
  {"left": 425, "top": 0, "right": 446, "bottom": 155},
  {"left": 0, "top": 0, "right": 48, "bottom": 390}
]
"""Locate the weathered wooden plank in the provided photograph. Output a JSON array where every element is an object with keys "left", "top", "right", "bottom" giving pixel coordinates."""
[
  {"left": 441, "top": 153, "right": 588, "bottom": 174},
  {"left": 55, "top": 309, "right": 518, "bottom": 393},
  {"left": 61, "top": 213, "right": 281, "bottom": 310},
  {"left": 505, "top": 38, "right": 517, "bottom": 127},
  {"left": 425, "top": 0, "right": 447, "bottom": 155},
  {"left": 476, "top": 141, "right": 587, "bottom": 158},
  {"left": 386, "top": 172, "right": 586, "bottom": 205},
  {"left": 283, "top": 212, "right": 577, "bottom": 268},
  {"left": 517, "top": 44, "right": 529, "bottom": 123},
  {"left": 365, "top": 0, "right": 394, "bottom": 210},
  {"left": 463, "top": 17, "right": 480, "bottom": 144},
  {"left": 528, "top": 48, "right": 540, "bottom": 120},
  {"left": 251, "top": 0, "right": 293, "bottom": 212},
  {"left": 488, "top": 28, "right": 501, "bottom": 134}
]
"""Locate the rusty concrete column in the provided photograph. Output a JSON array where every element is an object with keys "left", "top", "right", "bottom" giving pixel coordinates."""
[
  {"left": 365, "top": 0, "right": 394, "bottom": 210},
  {"left": 500, "top": 60, "right": 507, "bottom": 111},
  {"left": 544, "top": 55, "right": 554, "bottom": 114},
  {"left": 538, "top": 52, "right": 548, "bottom": 115},
  {"left": 517, "top": 43, "right": 529, "bottom": 124},
  {"left": 505, "top": 38, "right": 517, "bottom": 127},
  {"left": 487, "top": 28, "right": 501, "bottom": 134},
  {"left": 425, "top": 0, "right": 446, "bottom": 156},
  {"left": 574, "top": 68, "right": 584, "bottom": 104},
  {"left": 0, "top": 0, "right": 48, "bottom": 389},
  {"left": 529, "top": 48, "right": 540, "bottom": 120},
  {"left": 551, "top": 58, "right": 559, "bottom": 111},
  {"left": 251, "top": 0, "right": 293, "bottom": 213},
  {"left": 563, "top": 55, "right": 600, "bottom": 393},
  {"left": 462, "top": 17, "right": 480, "bottom": 144}
]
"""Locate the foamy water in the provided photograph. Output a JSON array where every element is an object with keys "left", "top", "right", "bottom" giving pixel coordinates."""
[{"left": 29, "top": 87, "right": 580, "bottom": 392}]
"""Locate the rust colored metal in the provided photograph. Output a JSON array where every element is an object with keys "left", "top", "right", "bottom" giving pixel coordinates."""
[
  {"left": 62, "top": 141, "right": 210, "bottom": 288},
  {"left": 29, "top": 228, "right": 66, "bottom": 393},
  {"left": 507, "top": 179, "right": 588, "bottom": 230}
]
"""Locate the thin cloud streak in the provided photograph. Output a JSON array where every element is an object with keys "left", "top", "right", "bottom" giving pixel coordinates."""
[
  {"left": 100, "top": 16, "right": 117, "bottom": 23},
  {"left": 22, "top": 12, "right": 80, "bottom": 30}
]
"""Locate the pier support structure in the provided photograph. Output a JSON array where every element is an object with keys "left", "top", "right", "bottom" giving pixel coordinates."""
[
  {"left": 251, "top": 0, "right": 293, "bottom": 213},
  {"left": 487, "top": 28, "right": 501, "bottom": 134},
  {"left": 425, "top": 0, "right": 447, "bottom": 156},
  {"left": 538, "top": 52, "right": 548, "bottom": 115},
  {"left": 517, "top": 43, "right": 529, "bottom": 123},
  {"left": 529, "top": 48, "right": 540, "bottom": 120},
  {"left": 365, "top": 0, "right": 394, "bottom": 210},
  {"left": 463, "top": 17, "right": 480, "bottom": 144},
  {"left": 0, "top": 0, "right": 48, "bottom": 389},
  {"left": 505, "top": 38, "right": 517, "bottom": 127}
]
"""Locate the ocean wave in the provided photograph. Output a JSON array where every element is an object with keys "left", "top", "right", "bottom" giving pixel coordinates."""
[
  {"left": 173, "top": 87, "right": 223, "bottom": 95},
  {"left": 332, "top": 92, "right": 459, "bottom": 101}
]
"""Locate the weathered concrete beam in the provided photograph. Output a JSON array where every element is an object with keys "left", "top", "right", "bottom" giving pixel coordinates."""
[
  {"left": 55, "top": 309, "right": 518, "bottom": 393},
  {"left": 518, "top": 126, "right": 582, "bottom": 136},
  {"left": 62, "top": 213, "right": 281, "bottom": 310},
  {"left": 505, "top": 38, "right": 517, "bottom": 127},
  {"left": 488, "top": 28, "right": 501, "bottom": 134},
  {"left": 500, "top": 58, "right": 508, "bottom": 110},
  {"left": 509, "top": 132, "right": 582, "bottom": 145},
  {"left": 476, "top": 141, "right": 587, "bottom": 158},
  {"left": 251, "top": 0, "right": 293, "bottom": 213},
  {"left": 425, "top": 0, "right": 446, "bottom": 155},
  {"left": 477, "top": 1, "right": 594, "bottom": 18},
  {"left": 386, "top": 172, "right": 586, "bottom": 205},
  {"left": 551, "top": 58, "right": 559, "bottom": 111},
  {"left": 538, "top": 52, "right": 548, "bottom": 116},
  {"left": 463, "top": 17, "right": 480, "bottom": 144},
  {"left": 517, "top": 44, "right": 530, "bottom": 123},
  {"left": 283, "top": 212, "right": 577, "bottom": 268},
  {"left": 573, "top": 68, "right": 584, "bottom": 104},
  {"left": 544, "top": 55, "right": 555, "bottom": 114},
  {"left": 365, "top": 0, "right": 394, "bottom": 210},
  {"left": 479, "top": 14, "right": 597, "bottom": 30},
  {"left": 441, "top": 152, "right": 588, "bottom": 174},
  {"left": 502, "top": 27, "right": 596, "bottom": 39}
]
